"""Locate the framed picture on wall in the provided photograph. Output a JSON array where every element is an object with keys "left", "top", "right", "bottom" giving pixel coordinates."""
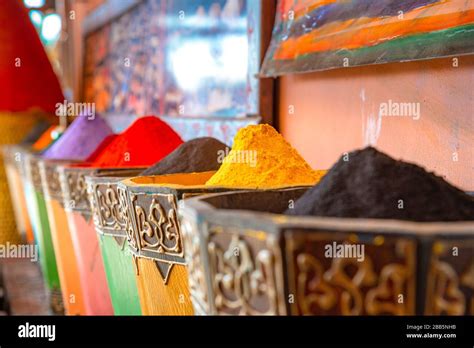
[
  {"left": 261, "top": 0, "right": 474, "bottom": 76},
  {"left": 82, "top": 0, "right": 275, "bottom": 144}
]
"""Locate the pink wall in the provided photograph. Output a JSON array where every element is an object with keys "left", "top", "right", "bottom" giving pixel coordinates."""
[{"left": 278, "top": 56, "right": 473, "bottom": 191}]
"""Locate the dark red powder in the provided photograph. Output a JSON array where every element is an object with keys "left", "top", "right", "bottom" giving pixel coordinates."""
[{"left": 91, "top": 116, "right": 183, "bottom": 168}]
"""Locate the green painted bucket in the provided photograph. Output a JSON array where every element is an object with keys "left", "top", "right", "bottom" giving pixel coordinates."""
[
  {"left": 86, "top": 169, "right": 143, "bottom": 315},
  {"left": 24, "top": 153, "right": 63, "bottom": 313},
  {"left": 98, "top": 234, "right": 141, "bottom": 315}
]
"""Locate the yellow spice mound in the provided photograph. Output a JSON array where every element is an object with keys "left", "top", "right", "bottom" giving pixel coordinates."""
[{"left": 205, "top": 124, "right": 324, "bottom": 188}]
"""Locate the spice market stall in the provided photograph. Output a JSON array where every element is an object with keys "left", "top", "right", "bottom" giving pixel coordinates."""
[{"left": 0, "top": 0, "right": 472, "bottom": 337}]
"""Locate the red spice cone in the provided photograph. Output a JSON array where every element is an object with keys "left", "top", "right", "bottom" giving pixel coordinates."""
[
  {"left": 0, "top": 0, "right": 64, "bottom": 113},
  {"left": 91, "top": 116, "right": 184, "bottom": 168}
]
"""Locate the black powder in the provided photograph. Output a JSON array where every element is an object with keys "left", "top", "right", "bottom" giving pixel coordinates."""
[
  {"left": 286, "top": 147, "right": 474, "bottom": 222},
  {"left": 140, "top": 137, "right": 230, "bottom": 176}
]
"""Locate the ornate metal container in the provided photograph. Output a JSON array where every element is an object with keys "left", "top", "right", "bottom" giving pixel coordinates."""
[
  {"left": 118, "top": 171, "right": 237, "bottom": 315},
  {"left": 0, "top": 112, "right": 40, "bottom": 246},
  {"left": 180, "top": 189, "right": 474, "bottom": 316},
  {"left": 2, "top": 145, "right": 34, "bottom": 243},
  {"left": 86, "top": 168, "right": 145, "bottom": 315},
  {"left": 58, "top": 164, "right": 114, "bottom": 315},
  {"left": 23, "top": 153, "right": 63, "bottom": 314},
  {"left": 39, "top": 159, "right": 86, "bottom": 315}
]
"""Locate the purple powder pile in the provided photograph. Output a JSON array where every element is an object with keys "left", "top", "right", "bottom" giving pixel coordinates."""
[{"left": 42, "top": 115, "right": 113, "bottom": 160}]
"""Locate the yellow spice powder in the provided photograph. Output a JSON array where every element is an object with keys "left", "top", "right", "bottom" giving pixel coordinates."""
[{"left": 205, "top": 124, "right": 325, "bottom": 189}]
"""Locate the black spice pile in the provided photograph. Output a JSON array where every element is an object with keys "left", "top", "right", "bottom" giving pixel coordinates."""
[
  {"left": 141, "top": 137, "right": 229, "bottom": 176},
  {"left": 286, "top": 147, "right": 474, "bottom": 221}
]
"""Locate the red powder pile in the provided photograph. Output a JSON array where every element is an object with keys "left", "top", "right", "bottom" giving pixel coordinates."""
[
  {"left": 91, "top": 116, "right": 183, "bottom": 168},
  {"left": 86, "top": 134, "right": 118, "bottom": 162}
]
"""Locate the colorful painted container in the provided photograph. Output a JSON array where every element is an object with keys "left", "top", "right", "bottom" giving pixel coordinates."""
[
  {"left": 180, "top": 189, "right": 474, "bottom": 315},
  {"left": 0, "top": 112, "right": 42, "bottom": 245},
  {"left": 2, "top": 145, "right": 35, "bottom": 243},
  {"left": 58, "top": 165, "right": 114, "bottom": 315},
  {"left": 23, "top": 153, "right": 63, "bottom": 313},
  {"left": 118, "top": 171, "right": 233, "bottom": 315},
  {"left": 39, "top": 159, "right": 86, "bottom": 315},
  {"left": 86, "top": 169, "right": 145, "bottom": 315}
]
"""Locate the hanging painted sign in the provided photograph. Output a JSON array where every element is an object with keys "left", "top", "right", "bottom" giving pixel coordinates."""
[{"left": 261, "top": 0, "right": 474, "bottom": 76}]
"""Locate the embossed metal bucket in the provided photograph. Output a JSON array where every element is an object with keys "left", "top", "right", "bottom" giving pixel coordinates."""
[
  {"left": 58, "top": 164, "right": 114, "bottom": 315},
  {"left": 39, "top": 159, "right": 86, "bottom": 315},
  {"left": 118, "top": 172, "right": 236, "bottom": 315},
  {"left": 23, "top": 153, "right": 63, "bottom": 314},
  {"left": 85, "top": 168, "right": 145, "bottom": 315},
  {"left": 2, "top": 145, "right": 35, "bottom": 243},
  {"left": 180, "top": 189, "right": 474, "bottom": 316}
]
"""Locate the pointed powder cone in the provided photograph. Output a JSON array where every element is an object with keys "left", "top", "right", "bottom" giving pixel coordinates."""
[
  {"left": 0, "top": 0, "right": 64, "bottom": 113},
  {"left": 0, "top": 1, "right": 65, "bottom": 245}
]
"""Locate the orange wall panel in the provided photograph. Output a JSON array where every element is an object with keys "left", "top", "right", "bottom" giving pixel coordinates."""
[{"left": 278, "top": 56, "right": 473, "bottom": 191}]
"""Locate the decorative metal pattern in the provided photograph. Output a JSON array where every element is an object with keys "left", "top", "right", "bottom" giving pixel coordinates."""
[
  {"left": 206, "top": 226, "right": 286, "bottom": 315},
  {"left": 285, "top": 231, "right": 416, "bottom": 315},
  {"left": 89, "top": 182, "right": 127, "bottom": 236},
  {"left": 425, "top": 239, "right": 474, "bottom": 315},
  {"left": 180, "top": 215, "right": 210, "bottom": 315},
  {"left": 39, "top": 161, "right": 63, "bottom": 202},
  {"left": 128, "top": 192, "right": 185, "bottom": 265},
  {"left": 120, "top": 182, "right": 232, "bottom": 286},
  {"left": 117, "top": 185, "right": 139, "bottom": 254},
  {"left": 60, "top": 168, "right": 94, "bottom": 214},
  {"left": 26, "top": 155, "right": 42, "bottom": 191},
  {"left": 179, "top": 188, "right": 474, "bottom": 316},
  {"left": 87, "top": 179, "right": 101, "bottom": 233}
]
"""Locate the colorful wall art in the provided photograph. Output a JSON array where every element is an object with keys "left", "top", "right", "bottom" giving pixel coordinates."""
[
  {"left": 83, "top": 0, "right": 254, "bottom": 118},
  {"left": 261, "top": 0, "right": 474, "bottom": 76},
  {"left": 83, "top": 0, "right": 263, "bottom": 144}
]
